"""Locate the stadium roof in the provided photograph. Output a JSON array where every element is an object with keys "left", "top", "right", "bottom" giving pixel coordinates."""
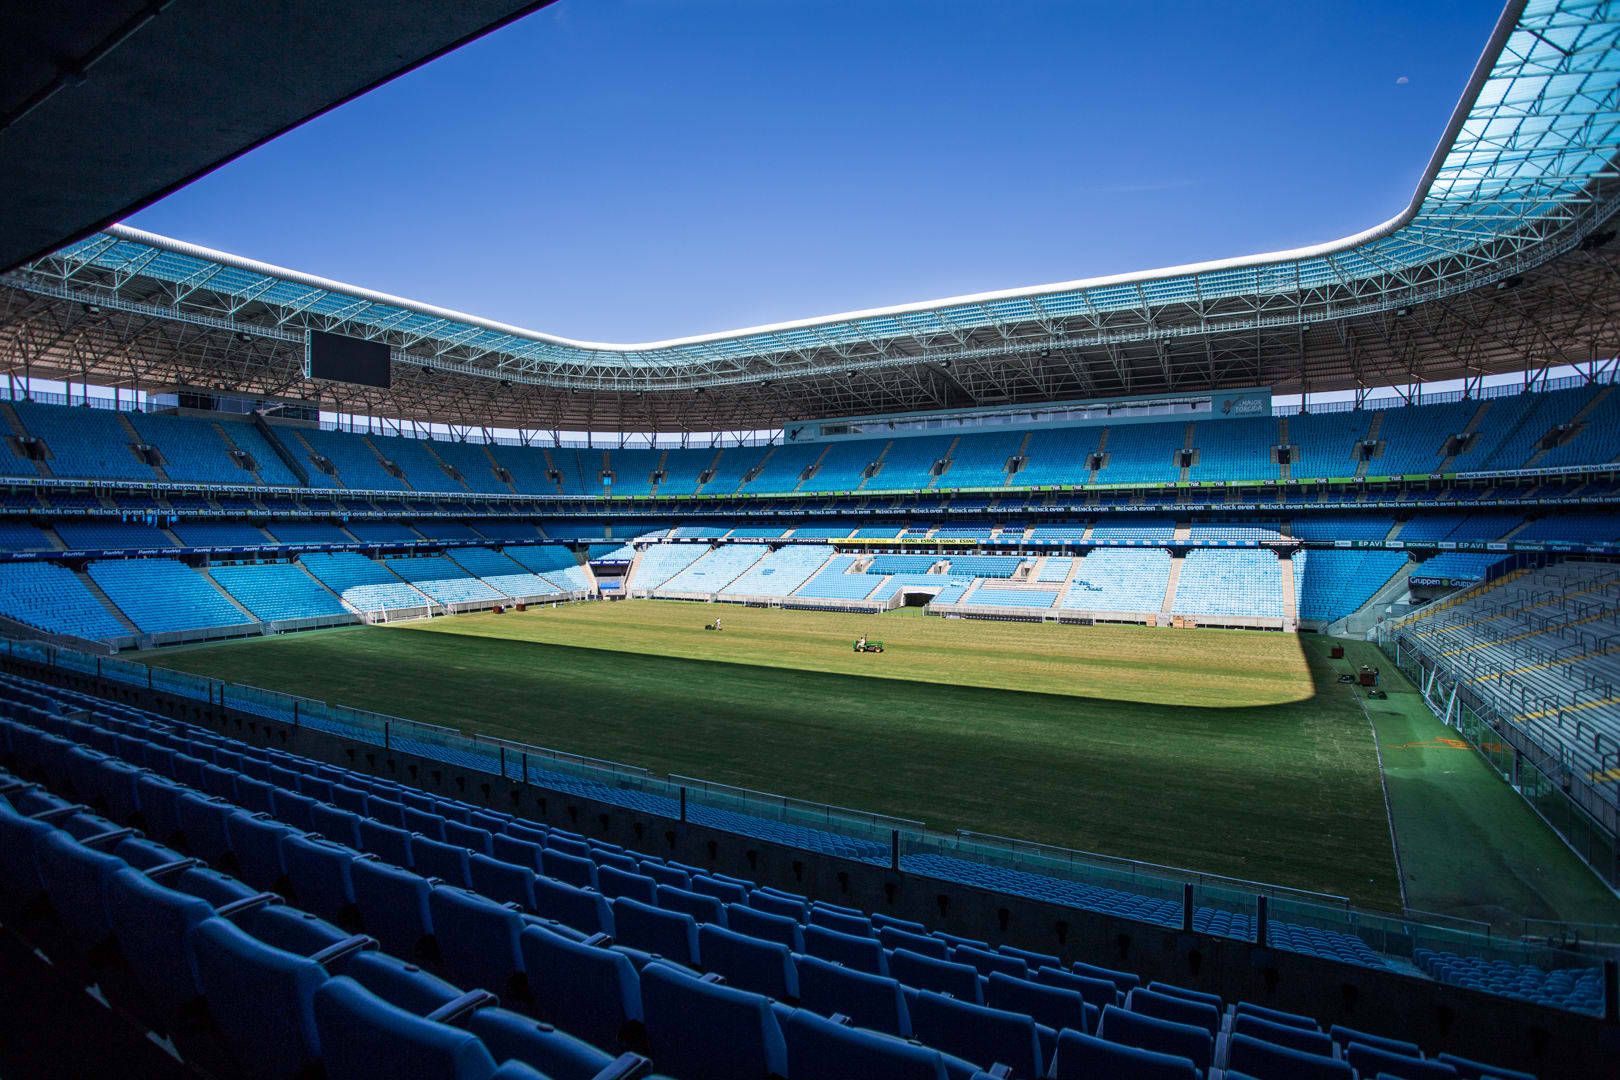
[
  {"left": 0, "top": 0, "right": 556, "bottom": 275},
  {"left": 1, "top": 0, "right": 1618, "bottom": 434}
]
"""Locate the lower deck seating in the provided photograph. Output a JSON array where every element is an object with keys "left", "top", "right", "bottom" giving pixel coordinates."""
[
  {"left": 299, "top": 552, "right": 428, "bottom": 612},
  {"left": 1061, "top": 549, "right": 1171, "bottom": 613},
  {"left": 382, "top": 555, "right": 504, "bottom": 605},
  {"left": 86, "top": 558, "right": 249, "bottom": 635},
  {"left": 1172, "top": 549, "right": 1284, "bottom": 619},
  {"left": 208, "top": 562, "right": 353, "bottom": 622},
  {"left": 0, "top": 562, "right": 129, "bottom": 641}
]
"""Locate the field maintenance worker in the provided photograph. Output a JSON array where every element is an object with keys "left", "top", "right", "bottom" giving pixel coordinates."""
[{"left": 714, "top": 617, "right": 723, "bottom": 631}]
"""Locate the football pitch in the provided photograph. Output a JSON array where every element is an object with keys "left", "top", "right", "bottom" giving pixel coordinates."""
[{"left": 145, "top": 601, "right": 1620, "bottom": 923}]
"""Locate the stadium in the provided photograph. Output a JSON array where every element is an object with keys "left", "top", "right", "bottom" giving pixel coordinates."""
[{"left": 1, "top": 1, "right": 1619, "bottom": 1078}]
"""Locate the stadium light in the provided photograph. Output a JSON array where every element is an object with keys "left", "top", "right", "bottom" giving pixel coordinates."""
[{"left": 1395, "top": 306, "right": 1411, "bottom": 317}]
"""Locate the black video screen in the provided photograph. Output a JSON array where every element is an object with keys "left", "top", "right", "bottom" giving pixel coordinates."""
[{"left": 307, "top": 330, "right": 392, "bottom": 389}]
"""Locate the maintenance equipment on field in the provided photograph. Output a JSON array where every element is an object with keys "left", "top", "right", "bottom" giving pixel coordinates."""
[{"left": 853, "top": 640, "right": 884, "bottom": 653}]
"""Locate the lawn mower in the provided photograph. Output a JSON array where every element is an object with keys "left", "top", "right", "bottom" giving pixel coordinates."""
[{"left": 852, "top": 640, "right": 884, "bottom": 653}]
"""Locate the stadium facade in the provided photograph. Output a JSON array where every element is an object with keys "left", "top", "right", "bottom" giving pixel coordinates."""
[{"left": 3, "top": 3, "right": 1620, "bottom": 1079}]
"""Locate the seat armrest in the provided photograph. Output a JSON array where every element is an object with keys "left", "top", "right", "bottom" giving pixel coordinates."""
[
  {"left": 309, "top": 934, "right": 378, "bottom": 968},
  {"left": 425, "top": 989, "right": 497, "bottom": 1024},
  {"left": 142, "top": 857, "right": 201, "bottom": 880},
  {"left": 80, "top": 827, "right": 139, "bottom": 849},
  {"left": 216, "top": 892, "right": 282, "bottom": 919},
  {"left": 590, "top": 1052, "right": 653, "bottom": 1080}
]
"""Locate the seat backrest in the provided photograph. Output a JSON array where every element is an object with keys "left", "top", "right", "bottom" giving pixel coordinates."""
[
  {"left": 468, "top": 854, "right": 537, "bottom": 911},
  {"left": 1126, "top": 987, "right": 1221, "bottom": 1037},
  {"left": 747, "top": 888, "right": 807, "bottom": 922},
  {"left": 698, "top": 922, "right": 796, "bottom": 1001},
  {"left": 611, "top": 895, "right": 699, "bottom": 967},
  {"left": 189, "top": 916, "right": 329, "bottom": 1080},
  {"left": 342, "top": 950, "right": 463, "bottom": 1015},
  {"left": 1073, "top": 959, "right": 1139, "bottom": 992},
  {"left": 519, "top": 924, "right": 641, "bottom": 1053},
  {"left": 725, "top": 903, "right": 803, "bottom": 952},
  {"left": 597, "top": 864, "right": 659, "bottom": 904},
  {"left": 350, "top": 859, "right": 434, "bottom": 960},
  {"left": 1097, "top": 1005, "right": 1213, "bottom": 1073},
  {"left": 639, "top": 961, "right": 787, "bottom": 1080},
  {"left": 953, "top": 943, "right": 1028, "bottom": 979},
  {"left": 1329, "top": 1024, "right": 1421, "bottom": 1058},
  {"left": 808, "top": 903, "right": 872, "bottom": 937},
  {"left": 656, "top": 883, "right": 725, "bottom": 926},
  {"left": 783, "top": 1007, "right": 947, "bottom": 1080},
  {"left": 879, "top": 925, "right": 949, "bottom": 959},
  {"left": 1234, "top": 1000, "right": 1319, "bottom": 1031},
  {"left": 427, "top": 887, "right": 525, "bottom": 997},
  {"left": 889, "top": 946, "right": 980, "bottom": 1003},
  {"left": 1435, "top": 1052, "right": 1537, "bottom": 1080},
  {"left": 908, "top": 989, "right": 1044, "bottom": 1080},
  {"left": 106, "top": 866, "right": 214, "bottom": 1020},
  {"left": 1049, "top": 1028, "right": 1198, "bottom": 1080},
  {"left": 463, "top": 1005, "right": 621, "bottom": 1080},
  {"left": 803, "top": 923, "right": 886, "bottom": 975},
  {"left": 34, "top": 828, "right": 123, "bottom": 950},
  {"left": 531, "top": 875, "right": 611, "bottom": 936},
  {"left": 442, "top": 820, "right": 494, "bottom": 856},
  {"left": 793, "top": 952, "right": 910, "bottom": 1037},
  {"left": 541, "top": 849, "right": 597, "bottom": 890},
  {"left": 1344, "top": 1043, "right": 1459, "bottom": 1080},
  {"left": 490, "top": 834, "right": 545, "bottom": 874},
  {"left": 314, "top": 975, "right": 497, "bottom": 1080},
  {"left": 1232, "top": 1013, "right": 1335, "bottom": 1056},
  {"left": 985, "top": 971, "right": 1090, "bottom": 1036},
  {"left": 1227, "top": 1033, "right": 1353, "bottom": 1080},
  {"left": 410, "top": 835, "right": 473, "bottom": 889}
]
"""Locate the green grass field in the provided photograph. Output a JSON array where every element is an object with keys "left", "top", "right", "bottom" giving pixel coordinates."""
[{"left": 144, "top": 601, "right": 1620, "bottom": 925}]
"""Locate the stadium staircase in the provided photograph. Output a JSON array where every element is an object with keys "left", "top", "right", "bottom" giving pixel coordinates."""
[
  {"left": 114, "top": 413, "right": 169, "bottom": 482},
  {"left": 790, "top": 443, "right": 833, "bottom": 495},
  {"left": 476, "top": 442, "right": 517, "bottom": 494},
  {"left": 208, "top": 422, "right": 264, "bottom": 483},
  {"left": 198, "top": 568, "right": 265, "bottom": 624},
  {"left": 537, "top": 448, "right": 565, "bottom": 496},
  {"left": 854, "top": 440, "right": 892, "bottom": 492},
  {"left": 1523, "top": 386, "right": 1612, "bottom": 469},
  {"left": 1160, "top": 554, "right": 1183, "bottom": 618},
  {"left": 1436, "top": 400, "right": 1492, "bottom": 472},
  {"left": 690, "top": 446, "right": 727, "bottom": 494},
  {"left": 71, "top": 570, "right": 138, "bottom": 636},
  {"left": 1277, "top": 415, "right": 1291, "bottom": 482},
  {"left": 1001, "top": 430, "right": 1033, "bottom": 486},
  {"left": 418, "top": 439, "right": 472, "bottom": 493},
  {"left": 1084, "top": 427, "right": 1105, "bottom": 484},
  {"left": 1178, "top": 423, "right": 1195, "bottom": 482},
  {"left": 1355, "top": 410, "right": 1384, "bottom": 479},
  {"left": 0, "top": 402, "right": 48, "bottom": 479},
  {"left": 1279, "top": 552, "right": 1299, "bottom": 627},
  {"left": 286, "top": 429, "right": 342, "bottom": 487},
  {"left": 1385, "top": 519, "right": 1405, "bottom": 541},
  {"left": 924, "top": 435, "right": 958, "bottom": 489},
  {"left": 250, "top": 416, "right": 309, "bottom": 486},
  {"left": 622, "top": 547, "right": 647, "bottom": 591}
]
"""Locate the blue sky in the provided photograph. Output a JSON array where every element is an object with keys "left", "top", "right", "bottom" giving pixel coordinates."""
[{"left": 127, "top": 0, "right": 1504, "bottom": 344}]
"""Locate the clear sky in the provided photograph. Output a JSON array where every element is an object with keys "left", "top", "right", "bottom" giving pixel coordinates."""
[{"left": 126, "top": 0, "right": 1504, "bottom": 345}]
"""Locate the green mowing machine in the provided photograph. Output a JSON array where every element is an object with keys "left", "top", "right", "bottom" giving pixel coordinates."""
[{"left": 852, "top": 639, "right": 885, "bottom": 653}]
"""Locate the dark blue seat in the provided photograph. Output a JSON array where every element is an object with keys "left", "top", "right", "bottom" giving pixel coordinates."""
[
  {"left": 464, "top": 1005, "right": 628, "bottom": 1080},
  {"left": 531, "top": 875, "right": 613, "bottom": 935},
  {"left": 133, "top": 774, "right": 186, "bottom": 844},
  {"left": 611, "top": 896, "right": 699, "bottom": 967},
  {"left": 998, "top": 944, "right": 1060, "bottom": 970},
  {"left": 698, "top": 923, "right": 797, "bottom": 1000},
  {"left": 952, "top": 944, "right": 1027, "bottom": 979},
  {"left": 1226, "top": 1033, "right": 1352, "bottom": 1080},
  {"left": 597, "top": 865, "right": 659, "bottom": 904},
  {"left": 1049, "top": 1028, "right": 1197, "bottom": 1080},
  {"left": 725, "top": 902, "right": 804, "bottom": 952},
  {"left": 807, "top": 903, "right": 872, "bottom": 937},
  {"left": 443, "top": 820, "right": 494, "bottom": 855},
  {"left": 309, "top": 803, "right": 363, "bottom": 849},
  {"left": 1435, "top": 1053, "right": 1535, "bottom": 1080},
  {"left": 879, "top": 925, "right": 949, "bottom": 959},
  {"left": 803, "top": 923, "right": 886, "bottom": 975},
  {"left": 357, "top": 818, "right": 414, "bottom": 868},
  {"left": 189, "top": 916, "right": 340, "bottom": 1080},
  {"left": 175, "top": 792, "right": 236, "bottom": 865},
  {"left": 688, "top": 874, "right": 749, "bottom": 906},
  {"left": 403, "top": 806, "right": 448, "bottom": 841},
  {"left": 1234, "top": 1001, "right": 1318, "bottom": 1031},
  {"left": 234, "top": 775, "right": 276, "bottom": 815},
  {"left": 491, "top": 834, "right": 546, "bottom": 873},
  {"left": 106, "top": 865, "right": 218, "bottom": 1021},
  {"left": 1148, "top": 982, "right": 1221, "bottom": 1010},
  {"left": 0, "top": 802, "right": 55, "bottom": 910},
  {"left": 1233, "top": 1013, "right": 1334, "bottom": 1056},
  {"left": 794, "top": 953, "right": 911, "bottom": 1037},
  {"left": 224, "top": 812, "right": 298, "bottom": 891},
  {"left": 411, "top": 835, "right": 473, "bottom": 888},
  {"left": 1097, "top": 1006, "right": 1212, "bottom": 1075},
  {"left": 314, "top": 974, "right": 496, "bottom": 1080},
  {"left": 542, "top": 849, "right": 598, "bottom": 890},
  {"left": 1329, "top": 1025, "right": 1420, "bottom": 1058},
  {"left": 1073, "top": 959, "right": 1140, "bottom": 992},
  {"left": 329, "top": 783, "right": 371, "bottom": 816},
  {"left": 342, "top": 949, "right": 462, "bottom": 1014},
  {"left": 429, "top": 886, "right": 527, "bottom": 998},
  {"left": 783, "top": 1007, "right": 948, "bottom": 1080},
  {"left": 1127, "top": 987, "right": 1221, "bottom": 1038},
  {"left": 908, "top": 989, "right": 1046, "bottom": 1080},
  {"left": 199, "top": 762, "right": 239, "bottom": 802},
  {"left": 351, "top": 859, "right": 435, "bottom": 960},
  {"left": 365, "top": 797, "right": 408, "bottom": 830},
  {"left": 639, "top": 960, "right": 787, "bottom": 1080},
  {"left": 269, "top": 788, "right": 319, "bottom": 833},
  {"left": 470, "top": 854, "right": 538, "bottom": 911},
  {"left": 296, "top": 774, "right": 335, "bottom": 805},
  {"left": 35, "top": 828, "right": 126, "bottom": 953},
  {"left": 747, "top": 889, "right": 807, "bottom": 921},
  {"left": 280, "top": 835, "right": 360, "bottom": 924},
  {"left": 520, "top": 923, "right": 643, "bottom": 1052},
  {"left": 1345, "top": 1043, "right": 1458, "bottom": 1080},
  {"left": 1037, "top": 966, "right": 1118, "bottom": 1011},
  {"left": 655, "top": 882, "right": 725, "bottom": 926},
  {"left": 889, "top": 946, "right": 980, "bottom": 1002},
  {"left": 985, "top": 971, "right": 1093, "bottom": 1037},
  {"left": 635, "top": 860, "right": 689, "bottom": 890}
]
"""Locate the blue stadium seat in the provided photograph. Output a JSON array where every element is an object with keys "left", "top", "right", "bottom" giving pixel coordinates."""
[
  {"left": 654, "top": 882, "right": 725, "bottom": 926},
  {"left": 782, "top": 1007, "right": 951, "bottom": 1080},
  {"left": 105, "top": 866, "right": 221, "bottom": 1023},
  {"left": 984, "top": 971, "right": 1093, "bottom": 1037},
  {"left": 1344, "top": 1043, "right": 1458, "bottom": 1080},
  {"left": 357, "top": 817, "right": 414, "bottom": 867},
  {"left": 611, "top": 895, "right": 700, "bottom": 967},
  {"left": 952, "top": 943, "right": 1028, "bottom": 980},
  {"left": 793, "top": 953, "right": 911, "bottom": 1037},
  {"left": 1097, "top": 1006, "right": 1213, "bottom": 1075},
  {"left": 803, "top": 923, "right": 887, "bottom": 975},
  {"left": 519, "top": 923, "right": 644, "bottom": 1052},
  {"left": 532, "top": 875, "right": 613, "bottom": 935},
  {"left": 1048, "top": 1028, "right": 1198, "bottom": 1080},
  {"left": 469, "top": 853, "right": 538, "bottom": 911},
  {"left": 725, "top": 902, "right": 804, "bottom": 952},
  {"left": 341, "top": 949, "right": 462, "bottom": 1014},
  {"left": 807, "top": 902, "right": 872, "bottom": 937},
  {"left": 411, "top": 835, "right": 474, "bottom": 888},
  {"left": 429, "top": 886, "right": 528, "bottom": 998},
  {"left": 879, "top": 925, "right": 950, "bottom": 959},
  {"left": 34, "top": 828, "right": 129, "bottom": 953},
  {"left": 639, "top": 961, "right": 788, "bottom": 1080},
  {"left": 1226, "top": 1033, "right": 1352, "bottom": 1080},
  {"left": 889, "top": 946, "right": 981, "bottom": 1002},
  {"left": 1127, "top": 987, "right": 1221, "bottom": 1037},
  {"left": 314, "top": 975, "right": 497, "bottom": 1080},
  {"left": 462, "top": 1005, "right": 632, "bottom": 1080},
  {"left": 224, "top": 811, "right": 297, "bottom": 890},
  {"left": 280, "top": 835, "right": 360, "bottom": 925},
  {"left": 697, "top": 922, "right": 797, "bottom": 1001},
  {"left": 1232, "top": 1013, "right": 1334, "bottom": 1055},
  {"left": 908, "top": 989, "right": 1048, "bottom": 1078},
  {"left": 1435, "top": 1053, "right": 1536, "bottom": 1080},
  {"left": 597, "top": 865, "right": 659, "bottom": 904}
]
